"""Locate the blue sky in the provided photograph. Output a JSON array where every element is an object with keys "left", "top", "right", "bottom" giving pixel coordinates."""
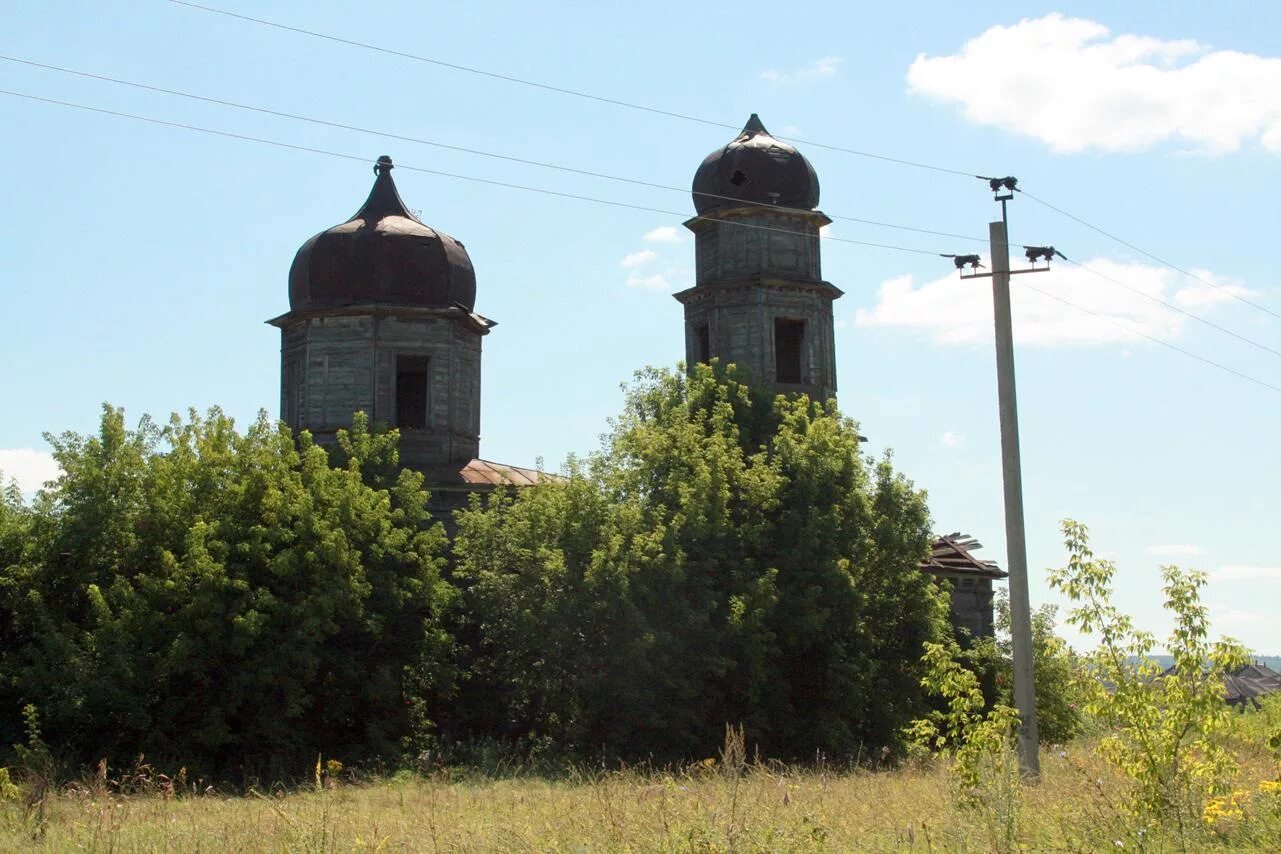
[{"left": 2, "top": 2, "right": 1278, "bottom": 652}]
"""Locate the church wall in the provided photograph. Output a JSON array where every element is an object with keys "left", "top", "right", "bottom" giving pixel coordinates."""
[
  {"left": 278, "top": 312, "right": 482, "bottom": 470},
  {"left": 683, "top": 284, "right": 837, "bottom": 398},
  {"left": 694, "top": 211, "right": 821, "bottom": 286}
]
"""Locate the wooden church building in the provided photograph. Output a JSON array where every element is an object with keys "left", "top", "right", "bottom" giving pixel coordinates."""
[{"left": 268, "top": 117, "right": 1003, "bottom": 638}]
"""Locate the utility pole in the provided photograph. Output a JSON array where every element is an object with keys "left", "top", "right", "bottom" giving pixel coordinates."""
[{"left": 942, "top": 177, "right": 1057, "bottom": 778}]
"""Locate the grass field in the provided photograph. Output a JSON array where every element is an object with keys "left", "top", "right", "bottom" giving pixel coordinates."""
[{"left": 2, "top": 740, "right": 1278, "bottom": 852}]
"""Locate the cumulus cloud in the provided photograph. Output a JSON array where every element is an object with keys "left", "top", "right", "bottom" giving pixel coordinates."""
[
  {"left": 620, "top": 249, "right": 658, "bottom": 268},
  {"left": 1148, "top": 544, "right": 1206, "bottom": 557},
  {"left": 0, "top": 448, "right": 60, "bottom": 496},
  {"left": 626, "top": 272, "right": 673, "bottom": 291},
  {"left": 643, "top": 226, "right": 684, "bottom": 243},
  {"left": 762, "top": 56, "right": 842, "bottom": 85},
  {"left": 1208, "top": 602, "right": 1272, "bottom": 626},
  {"left": 854, "top": 257, "right": 1253, "bottom": 346},
  {"left": 940, "top": 431, "right": 963, "bottom": 449},
  {"left": 907, "top": 13, "right": 1281, "bottom": 154},
  {"left": 1211, "top": 566, "right": 1281, "bottom": 582}
]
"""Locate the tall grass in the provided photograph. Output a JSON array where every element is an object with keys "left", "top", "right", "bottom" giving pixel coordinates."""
[{"left": 2, "top": 732, "right": 1277, "bottom": 852}]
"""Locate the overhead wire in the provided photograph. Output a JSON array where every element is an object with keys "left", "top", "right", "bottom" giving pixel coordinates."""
[
  {"left": 1018, "top": 188, "right": 1281, "bottom": 322},
  {"left": 0, "top": 54, "right": 990, "bottom": 246},
  {"left": 0, "top": 87, "right": 947, "bottom": 258},
  {"left": 167, "top": 0, "right": 1281, "bottom": 332},
  {"left": 1058, "top": 256, "right": 1281, "bottom": 360},
  {"left": 165, "top": 0, "right": 980, "bottom": 179},
  {"left": 3, "top": 84, "right": 1278, "bottom": 397},
  {"left": 1019, "top": 281, "right": 1281, "bottom": 395}
]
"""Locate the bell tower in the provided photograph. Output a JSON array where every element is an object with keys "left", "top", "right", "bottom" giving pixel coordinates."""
[
  {"left": 268, "top": 156, "right": 493, "bottom": 475},
  {"left": 674, "top": 115, "right": 840, "bottom": 401}
]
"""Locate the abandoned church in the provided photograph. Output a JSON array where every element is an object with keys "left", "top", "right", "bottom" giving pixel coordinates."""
[{"left": 267, "top": 114, "right": 1005, "bottom": 639}]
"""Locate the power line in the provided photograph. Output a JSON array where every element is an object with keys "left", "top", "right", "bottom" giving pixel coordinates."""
[
  {"left": 36, "top": 52, "right": 1273, "bottom": 363},
  {"left": 167, "top": 1, "right": 1281, "bottom": 332},
  {"left": 1019, "top": 188, "right": 1281, "bottom": 322},
  {"left": 1060, "top": 257, "right": 1281, "bottom": 361},
  {"left": 166, "top": 0, "right": 980, "bottom": 179},
  {"left": 4, "top": 85, "right": 1278, "bottom": 399},
  {"left": 1020, "top": 280, "right": 1281, "bottom": 395},
  {"left": 0, "top": 54, "right": 989, "bottom": 246},
  {"left": 0, "top": 87, "right": 947, "bottom": 259}
]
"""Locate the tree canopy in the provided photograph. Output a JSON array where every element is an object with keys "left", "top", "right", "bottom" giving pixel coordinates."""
[
  {"left": 441, "top": 364, "right": 947, "bottom": 761},
  {"left": 0, "top": 365, "right": 948, "bottom": 773},
  {"left": 0, "top": 408, "right": 450, "bottom": 776}
]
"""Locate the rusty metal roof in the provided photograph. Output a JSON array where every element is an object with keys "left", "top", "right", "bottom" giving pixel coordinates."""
[
  {"left": 288, "top": 156, "right": 477, "bottom": 314},
  {"left": 920, "top": 533, "right": 1008, "bottom": 579},
  {"left": 691, "top": 114, "right": 820, "bottom": 215},
  {"left": 458, "top": 458, "right": 553, "bottom": 487}
]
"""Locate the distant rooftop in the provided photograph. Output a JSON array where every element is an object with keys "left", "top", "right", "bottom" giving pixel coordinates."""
[{"left": 921, "top": 533, "right": 1008, "bottom": 579}]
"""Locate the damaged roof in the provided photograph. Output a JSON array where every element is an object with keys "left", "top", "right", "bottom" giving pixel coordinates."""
[{"left": 921, "top": 533, "right": 1008, "bottom": 579}]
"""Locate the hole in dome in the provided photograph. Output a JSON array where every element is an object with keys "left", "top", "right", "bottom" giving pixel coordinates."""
[{"left": 730, "top": 170, "right": 748, "bottom": 187}]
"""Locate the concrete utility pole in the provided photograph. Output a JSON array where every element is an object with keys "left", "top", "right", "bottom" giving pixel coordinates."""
[
  {"left": 943, "top": 177, "right": 1057, "bottom": 778},
  {"left": 989, "top": 207, "right": 1040, "bottom": 778}
]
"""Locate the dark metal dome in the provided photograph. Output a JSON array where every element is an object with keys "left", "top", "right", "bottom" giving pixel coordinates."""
[
  {"left": 288, "top": 156, "right": 476, "bottom": 312},
  {"left": 691, "top": 114, "right": 820, "bottom": 215}
]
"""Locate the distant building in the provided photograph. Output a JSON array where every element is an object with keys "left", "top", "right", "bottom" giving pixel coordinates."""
[
  {"left": 270, "top": 121, "right": 1004, "bottom": 637},
  {"left": 1222, "top": 663, "right": 1281, "bottom": 708},
  {"left": 919, "top": 534, "right": 1007, "bottom": 640}
]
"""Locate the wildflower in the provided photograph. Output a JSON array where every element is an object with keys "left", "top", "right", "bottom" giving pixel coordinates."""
[
  {"left": 1203, "top": 790, "right": 1249, "bottom": 827},
  {"left": 1259, "top": 779, "right": 1280, "bottom": 795}
]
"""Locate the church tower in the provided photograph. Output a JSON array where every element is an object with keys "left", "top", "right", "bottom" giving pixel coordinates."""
[
  {"left": 268, "top": 156, "right": 493, "bottom": 475},
  {"left": 674, "top": 115, "right": 840, "bottom": 401}
]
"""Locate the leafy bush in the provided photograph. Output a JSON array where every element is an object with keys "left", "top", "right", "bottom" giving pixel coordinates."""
[
  {"left": 0, "top": 407, "right": 450, "bottom": 775},
  {"left": 439, "top": 364, "right": 947, "bottom": 761},
  {"left": 1048, "top": 519, "right": 1247, "bottom": 843}
]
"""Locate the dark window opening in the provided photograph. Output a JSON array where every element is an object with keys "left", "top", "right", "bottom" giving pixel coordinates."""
[
  {"left": 395, "top": 355, "right": 429, "bottom": 429},
  {"left": 730, "top": 170, "right": 748, "bottom": 186},
  {"left": 775, "top": 319, "right": 804, "bottom": 384},
  {"left": 695, "top": 323, "right": 711, "bottom": 364}
]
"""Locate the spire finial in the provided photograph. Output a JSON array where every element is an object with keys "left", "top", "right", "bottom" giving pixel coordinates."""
[
  {"left": 374, "top": 155, "right": 394, "bottom": 175},
  {"left": 743, "top": 113, "right": 768, "bottom": 135}
]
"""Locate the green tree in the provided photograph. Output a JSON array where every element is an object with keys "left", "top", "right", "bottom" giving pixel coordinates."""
[
  {"left": 442, "top": 364, "right": 947, "bottom": 761},
  {"left": 0, "top": 406, "right": 450, "bottom": 775},
  {"left": 964, "top": 590, "right": 1084, "bottom": 744},
  {"left": 1048, "top": 519, "right": 1247, "bottom": 842}
]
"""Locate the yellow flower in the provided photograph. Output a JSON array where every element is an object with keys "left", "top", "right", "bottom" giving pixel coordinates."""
[
  {"left": 1202, "top": 790, "right": 1249, "bottom": 827},
  {"left": 1259, "top": 779, "right": 1281, "bottom": 795}
]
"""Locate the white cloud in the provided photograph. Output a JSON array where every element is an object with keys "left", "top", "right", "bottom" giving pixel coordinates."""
[
  {"left": 762, "top": 56, "right": 842, "bottom": 85},
  {"left": 854, "top": 258, "right": 1253, "bottom": 347},
  {"left": 940, "top": 431, "right": 963, "bottom": 449},
  {"left": 626, "top": 272, "right": 673, "bottom": 291},
  {"left": 1148, "top": 544, "right": 1206, "bottom": 557},
  {"left": 1208, "top": 602, "right": 1272, "bottom": 627},
  {"left": 619, "top": 249, "right": 658, "bottom": 268},
  {"left": 0, "top": 448, "right": 60, "bottom": 496},
  {"left": 643, "top": 226, "right": 684, "bottom": 244},
  {"left": 907, "top": 13, "right": 1281, "bottom": 154},
  {"left": 1212, "top": 566, "right": 1281, "bottom": 582}
]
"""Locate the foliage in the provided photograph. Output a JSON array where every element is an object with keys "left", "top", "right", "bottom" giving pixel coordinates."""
[
  {"left": 0, "top": 406, "right": 450, "bottom": 775},
  {"left": 1047, "top": 519, "right": 1248, "bottom": 842},
  {"left": 7, "top": 737, "right": 1278, "bottom": 851},
  {"left": 967, "top": 589, "right": 1085, "bottom": 744},
  {"left": 442, "top": 363, "right": 947, "bottom": 762},
  {"left": 907, "top": 628, "right": 1022, "bottom": 852}
]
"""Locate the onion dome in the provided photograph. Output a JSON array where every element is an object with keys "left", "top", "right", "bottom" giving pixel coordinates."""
[
  {"left": 691, "top": 114, "right": 820, "bottom": 215},
  {"left": 288, "top": 156, "right": 476, "bottom": 312}
]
